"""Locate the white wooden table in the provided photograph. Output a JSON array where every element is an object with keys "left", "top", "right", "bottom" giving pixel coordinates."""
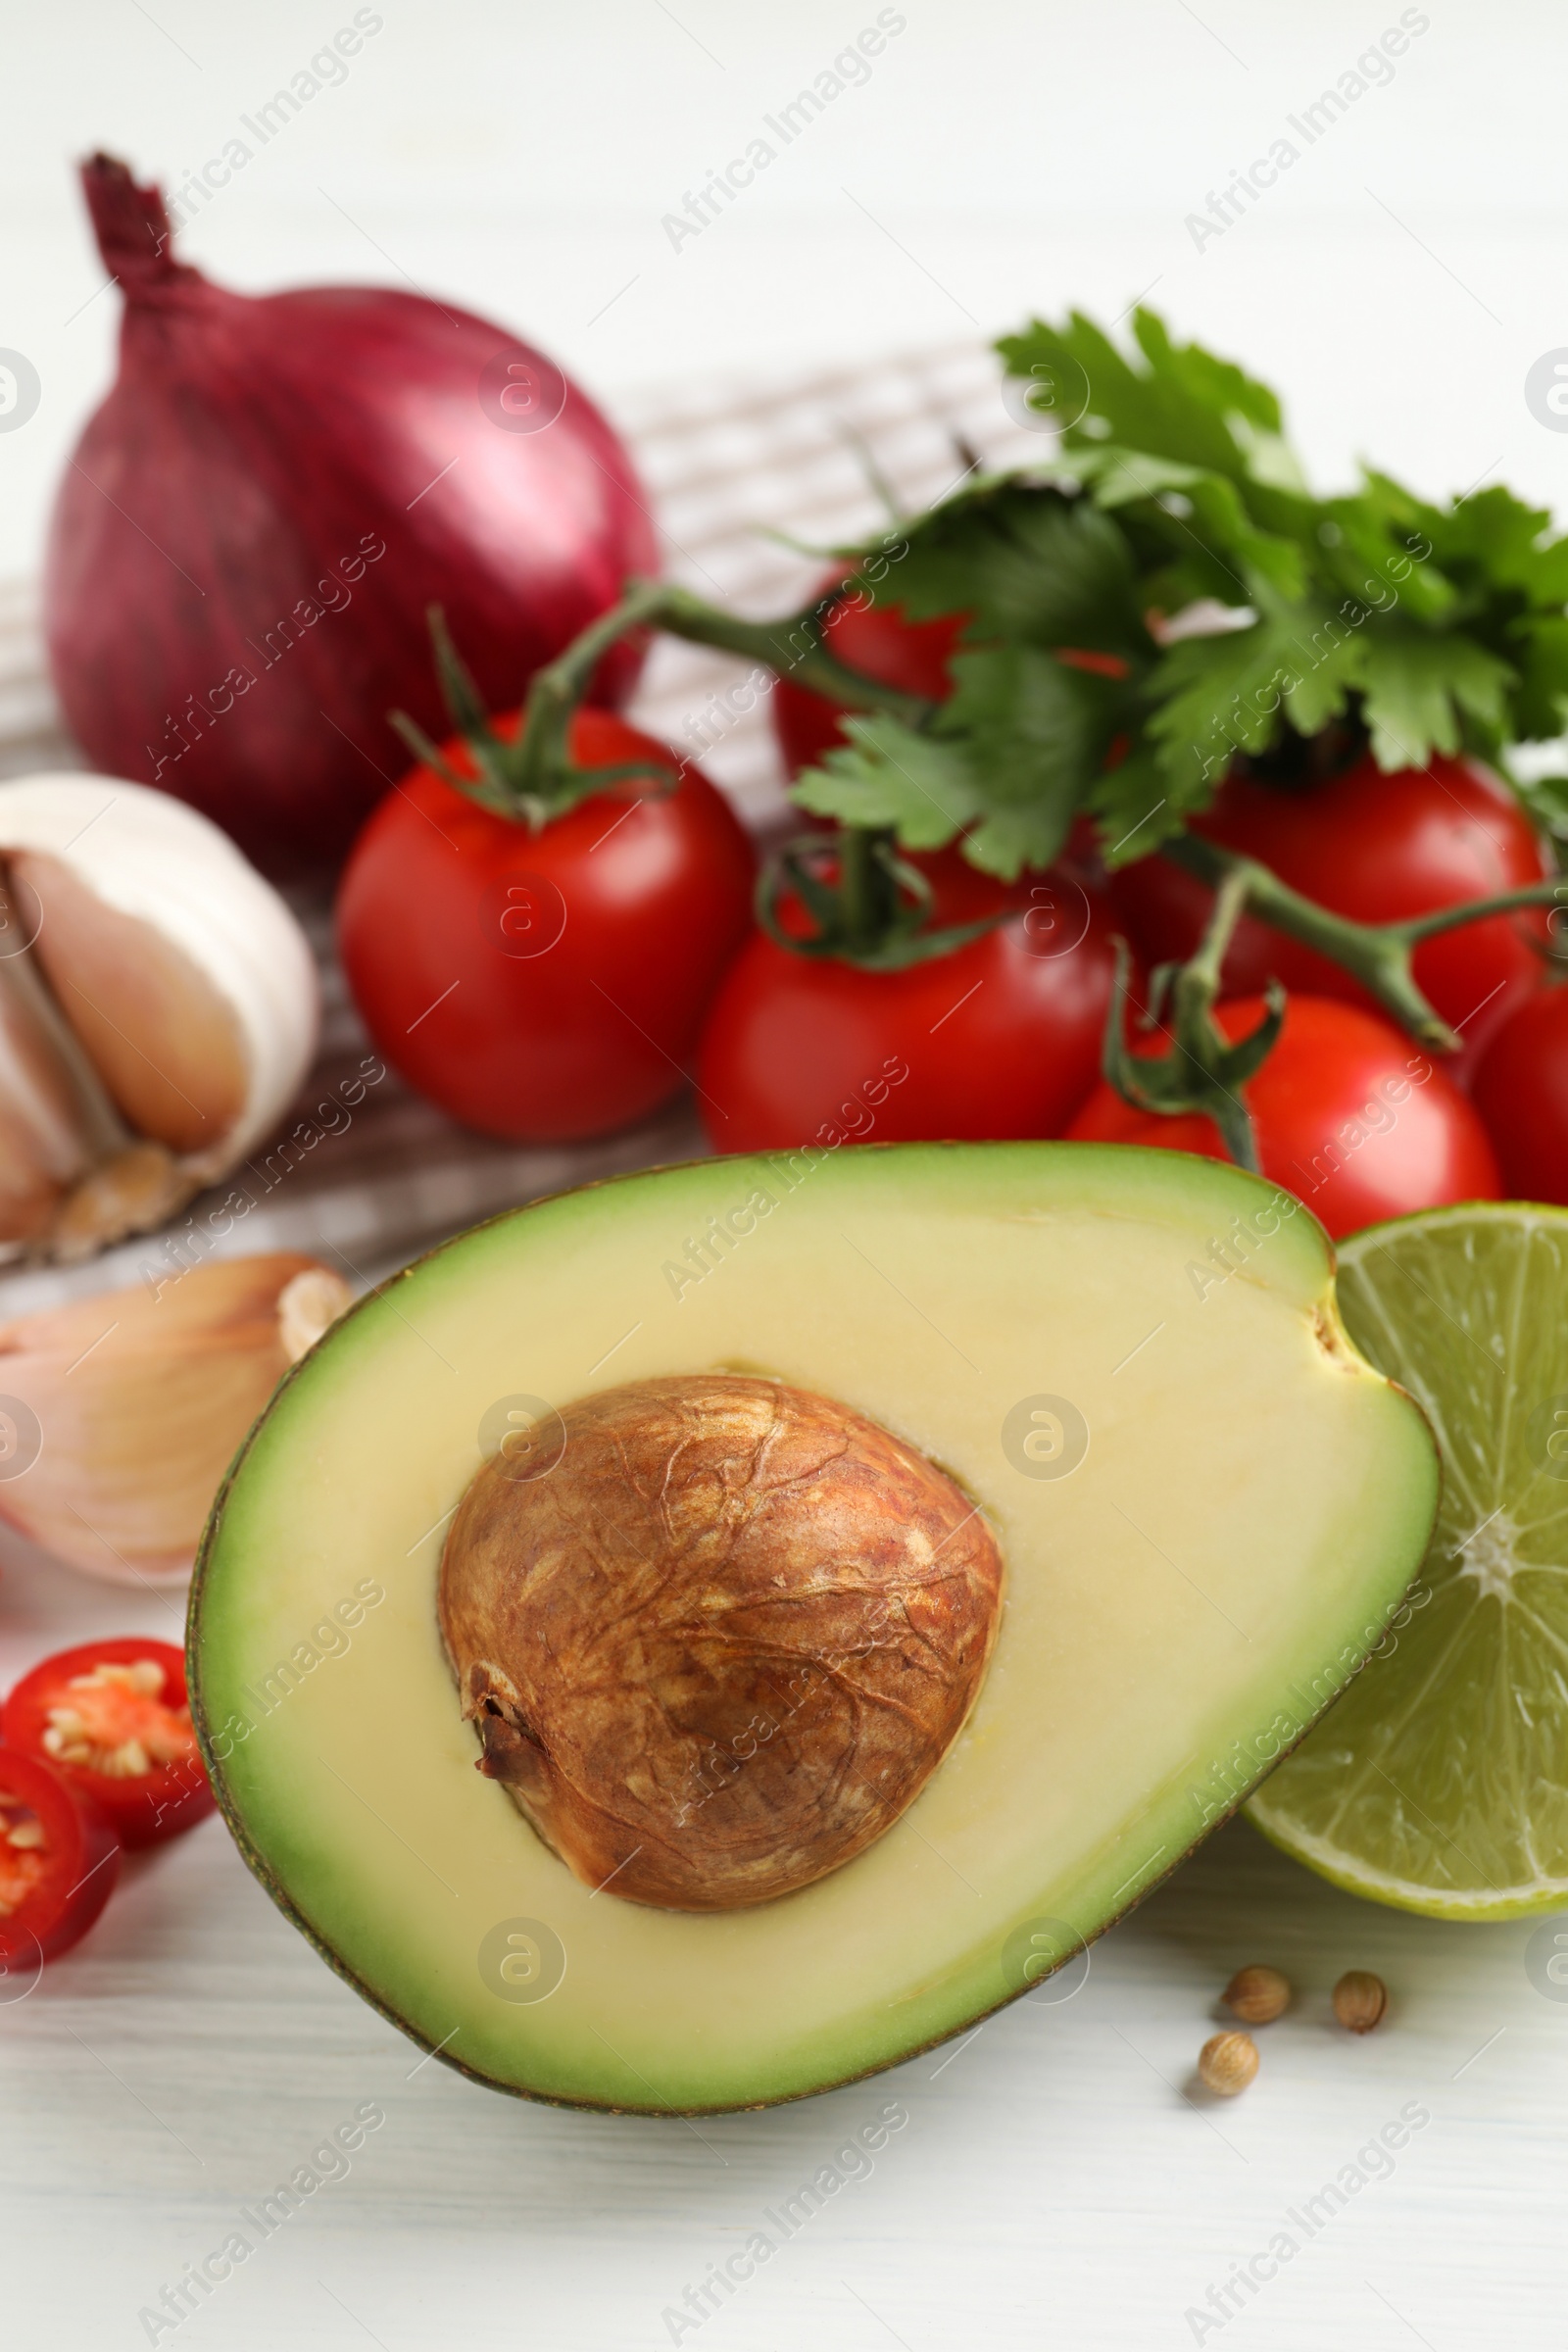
[
  {"left": 2, "top": 1502, "right": 1556, "bottom": 2352},
  {"left": 4, "top": 7, "right": 1568, "bottom": 2344}
]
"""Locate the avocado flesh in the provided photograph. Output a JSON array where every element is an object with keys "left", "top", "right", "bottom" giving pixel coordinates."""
[{"left": 189, "top": 1142, "right": 1437, "bottom": 2114}]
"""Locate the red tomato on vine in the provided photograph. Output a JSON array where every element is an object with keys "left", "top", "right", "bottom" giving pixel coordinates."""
[
  {"left": 337, "top": 709, "right": 754, "bottom": 1143},
  {"left": 1108, "top": 755, "right": 1551, "bottom": 1071},
  {"left": 771, "top": 582, "right": 965, "bottom": 776},
  {"left": 1472, "top": 985, "right": 1568, "bottom": 1200},
  {"left": 1068, "top": 993, "right": 1500, "bottom": 1239},
  {"left": 698, "top": 851, "right": 1121, "bottom": 1152}
]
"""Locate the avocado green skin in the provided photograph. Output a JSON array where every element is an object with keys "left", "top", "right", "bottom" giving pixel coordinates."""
[{"left": 186, "top": 1141, "right": 1439, "bottom": 2115}]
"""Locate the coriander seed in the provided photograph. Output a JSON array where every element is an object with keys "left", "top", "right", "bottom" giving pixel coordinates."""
[
  {"left": 1199, "top": 2031, "right": 1259, "bottom": 2094},
  {"left": 1332, "top": 1970, "right": 1388, "bottom": 2033},
  {"left": 1223, "top": 1964, "right": 1291, "bottom": 2025}
]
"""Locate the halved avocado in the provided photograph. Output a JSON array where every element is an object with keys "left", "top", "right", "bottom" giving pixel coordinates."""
[{"left": 188, "top": 1143, "right": 1437, "bottom": 2113}]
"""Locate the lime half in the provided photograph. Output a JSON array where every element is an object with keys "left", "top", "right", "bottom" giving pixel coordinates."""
[{"left": 1249, "top": 1201, "right": 1568, "bottom": 1919}]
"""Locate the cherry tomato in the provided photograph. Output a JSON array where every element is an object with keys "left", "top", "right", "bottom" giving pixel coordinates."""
[
  {"left": 1067, "top": 994, "right": 1500, "bottom": 1239},
  {"left": 696, "top": 852, "right": 1120, "bottom": 1151},
  {"left": 337, "top": 708, "right": 754, "bottom": 1143},
  {"left": 771, "top": 574, "right": 1135, "bottom": 781},
  {"left": 2, "top": 1639, "right": 214, "bottom": 1850},
  {"left": 772, "top": 579, "right": 966, "bottom": 775},
  {"left": 1471, "top": 986, "right": 1568, "bottom": 1200},
  {"left": 1107, "top": 755, "right": 1551, "bottom": 1072},
  {"left": 0, "top": 1743, "right": 120, "bottom": 1974}
]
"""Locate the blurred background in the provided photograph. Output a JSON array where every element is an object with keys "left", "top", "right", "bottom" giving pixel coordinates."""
[{"left": 4, "top": 0, "right": 1565, "bottom": 582}]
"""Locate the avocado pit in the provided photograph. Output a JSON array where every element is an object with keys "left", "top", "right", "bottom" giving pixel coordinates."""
[{"left": 438, "top": 1373, "right": 1004, "bottom": 1910}]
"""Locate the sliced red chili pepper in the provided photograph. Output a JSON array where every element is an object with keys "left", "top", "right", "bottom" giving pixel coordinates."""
[
  {"left": 0, "top": 1742, "right": 120, "bottom": 1974},
  {"left": 2, "top": 1639, "right": 215, "bottom": 1849}
]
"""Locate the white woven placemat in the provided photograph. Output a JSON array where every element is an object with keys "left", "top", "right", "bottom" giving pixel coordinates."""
[{"left": 0, "top": 341, "right": 1038, "bottom": 1315}]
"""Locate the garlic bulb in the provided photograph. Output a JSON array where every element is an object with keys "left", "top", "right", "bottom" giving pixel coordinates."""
[
  {"left": 0, "top": 773, "right": 318, "bottom": 1261},
  {"left": 0, "top": 1251, "right": 352, "bottom": 1584}
]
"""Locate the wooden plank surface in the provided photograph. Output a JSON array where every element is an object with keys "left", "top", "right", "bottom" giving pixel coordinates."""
[{"left": 2, "top": 1482, "right": 1553, "bottom": 2352}]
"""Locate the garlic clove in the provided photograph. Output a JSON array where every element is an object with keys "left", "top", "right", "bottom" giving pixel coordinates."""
[
  {"left": 0, "top": 774, "right": 318, "bottom": 1260},
  {"left": 276, "top": 1265, "right": 354, "bottom": 1363},
  {"left": 0, "top": 1250, "right": 353, "bottom": 1584},
  {"left": 49, "top": 1142, "right": 189, "bottom": 1265},
  {"left": 14, "top": 848, "right": 250, "bottom": 1155},
  {"left": 0, "top": 944, "right": 97, "bottom": 1248}
]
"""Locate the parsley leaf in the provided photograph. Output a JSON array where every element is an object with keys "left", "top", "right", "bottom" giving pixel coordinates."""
[
  {"left": 780, "top": 305, "right": 1568, "bottom": 884},
  {"left": 940, "top": 646, "right": 1128, "bottom": 874},
  {"left": 790, "top": 715, "right": 978, "bottom": 848},
  {"left": 858, "top": 480, "right": 1149, "bottom": 655},
  {"left": 1357, "top": 631, "right": 1516, "bottom": 769}
]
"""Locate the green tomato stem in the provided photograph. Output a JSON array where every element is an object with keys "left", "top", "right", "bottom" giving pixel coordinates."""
[
  {"left": 1102, "top": 858, "right": 1287, "bottom": 1173},
  {"left": 1174, "top": 871, "right": 1267, "bottom": 1173},
  {"left": 1164, "top": 837, "right": 1568, "bottom": 1054},
  {"left": 484, "top": 580, "right": 935, "bottom": 825},
  {"left": 1172, "top": 863, "right": 1251, "bottom": 1021},
  {"left": 633, "top": 584, "right": 935, "bottom": 718},
  {"left": 836, "top": 824, "right": 895, "bottom": 950}
]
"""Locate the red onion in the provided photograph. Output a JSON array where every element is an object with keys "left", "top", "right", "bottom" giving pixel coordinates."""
[{"left": 45, "top": 155, "right": 658, "bottom": 872}]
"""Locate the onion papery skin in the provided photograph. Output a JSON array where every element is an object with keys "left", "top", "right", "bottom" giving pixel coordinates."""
[{"left": 45, "top": 156, "right": 658, "bottom": 874}]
